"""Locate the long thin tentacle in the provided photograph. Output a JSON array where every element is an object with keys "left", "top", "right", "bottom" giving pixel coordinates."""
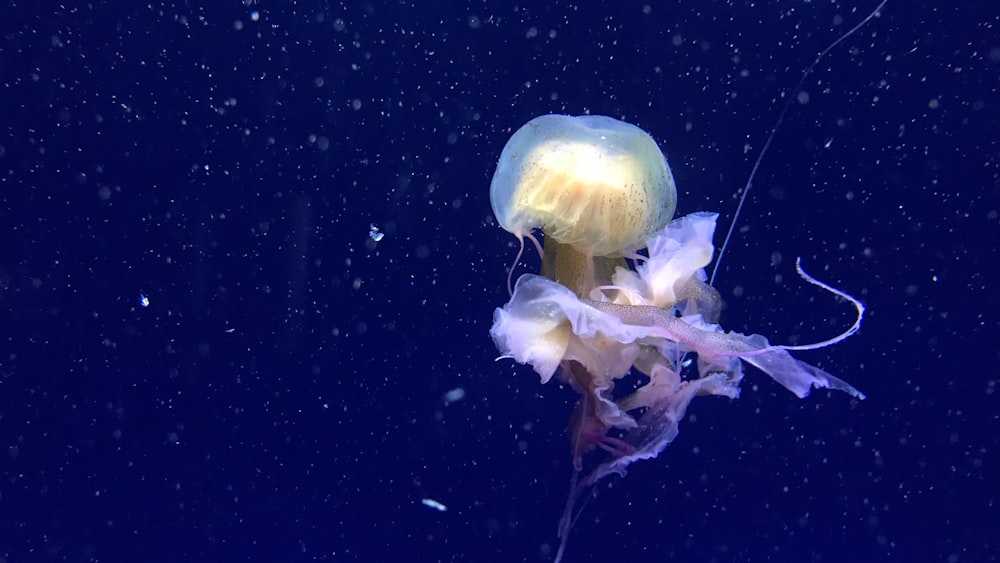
[{"left": 710, "top": 0, "right": 889, "bottom": 286}]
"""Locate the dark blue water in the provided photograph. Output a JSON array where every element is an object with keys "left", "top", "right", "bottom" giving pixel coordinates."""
[{"left": 1, "top": 1, "right": 997, "bottom": 562}]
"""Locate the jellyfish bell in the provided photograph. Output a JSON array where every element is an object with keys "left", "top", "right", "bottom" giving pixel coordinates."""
[
  {"left": 490, "top": 114, "right": 678, "bottom": 295},
  {"left": 490, "top": 114, "right": 677, "bottom": 257}
]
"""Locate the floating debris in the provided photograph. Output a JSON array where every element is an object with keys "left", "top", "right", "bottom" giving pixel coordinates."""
[{"left": 421, "top": 498, "right": 447, "bottom": 512}]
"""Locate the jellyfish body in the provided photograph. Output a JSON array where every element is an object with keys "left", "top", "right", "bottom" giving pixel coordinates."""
[
  {"left": 488, "top": 114, "right": 864, "bottom": 563},
  {"left": 491, "top": 114, "right": 678, "bottom": 296}
]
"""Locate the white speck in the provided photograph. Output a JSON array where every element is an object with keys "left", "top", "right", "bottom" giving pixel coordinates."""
[
  {"left": 369, "top": 224, "right": 384, "bottom": 242},
  {"left": 442, "top": 388, "right": 466, "bottom": 405},
  {"left": 225, "top": 328, "right": 236, "bottom": 333},
  {"left": 421, "top": 498, "right": 447, "bottom": 512},
  {"left": 139, "top": 293, "right": 150, "bottom": 308},
  {"left": 824, "top": 137, "right": 834, "bottom": 149}
]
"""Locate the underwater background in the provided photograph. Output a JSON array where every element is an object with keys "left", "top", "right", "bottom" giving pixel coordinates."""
[{"left": 1, "top": 1, "right": 997, "bottom": 562}]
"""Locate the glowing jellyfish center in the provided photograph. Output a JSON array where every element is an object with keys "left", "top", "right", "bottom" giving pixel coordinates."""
[
  {"left": 490, "top": 115, "right": 677, "bottom": 296},
  {"left": 491, "top": 114, "right": 677, "bottom": 259}
]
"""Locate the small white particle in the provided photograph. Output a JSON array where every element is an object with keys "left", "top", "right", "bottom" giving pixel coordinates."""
[
  {"left": 442, "top": 388, "right": 466, "bottom": 405},
  {"left": 421, "top": 498, "right": 447, "bottom": 512}
]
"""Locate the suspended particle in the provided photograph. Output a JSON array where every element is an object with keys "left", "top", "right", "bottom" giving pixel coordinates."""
[
  {"left": 442, "top": 388, "right": 466, "bottom": 405},
  {"left": 421, "top": 498, "right": 447, "bottom": 512}
]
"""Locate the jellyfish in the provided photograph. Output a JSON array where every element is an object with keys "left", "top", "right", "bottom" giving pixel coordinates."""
[{"left": 488, "top": 114, "right": 865, "bottom": 563}]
